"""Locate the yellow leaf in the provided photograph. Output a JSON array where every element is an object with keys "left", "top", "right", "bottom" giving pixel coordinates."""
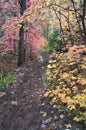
[
  {"left": 70, "top": 69, "right": 77, "bottom": 74},
  {"left": 58, "top": 93, "right": 66, "bottom": 99},
  {"left": 65, "top": 123, "right": 72, "bottom": 128},
  {"left": 80, "top": 78, "right": 86, "bottom": 85},
  {"left": 52, "top": 97, "right": 57, "bottom": 102},
  {"left": 52, "top": 90, "right": 58, "bottom": 95},
  {"left": 44, "top": 91, "right": 51, "bottom": 97},
  {"left": 73, "top": 117, "right": 80, "bottom": 122},
  {"left": 52, "top": 64, "right": 57, "bottom": 68},
  {"left": 82, "top": 57, "right": 86, "bottom": 61},
  {"left": 65, "top": 96, "right": 73, "bottom": 104},
  {"left": 82, "top": 89, "right": 86, "bottom": 93},
  {"left": 68, "top": 104, "right": 76, "bottom": 110},
  {"left": 61, "top": 73, "right": 69, "bottom": 79},
  {"left": 80, "top": 64, "right": 86, "bottom": 70}
]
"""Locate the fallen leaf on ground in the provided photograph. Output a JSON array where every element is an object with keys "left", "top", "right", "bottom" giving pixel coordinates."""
[
  {"left": 11, "top": 100, "right": 18, "bottom": 106},
  {"left": 0, "top": 92, "right": 5, "bottom": 97},
  {"left": 65, "top": 123, "right": 72, "bottom": 128}
]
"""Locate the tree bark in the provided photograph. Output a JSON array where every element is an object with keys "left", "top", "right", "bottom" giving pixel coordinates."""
[
  {"left": 82, "top": 0, "right": 86, "bottom": 44},
  {"left": 18, "top": 0, "right": 26, "bottom": 66}
]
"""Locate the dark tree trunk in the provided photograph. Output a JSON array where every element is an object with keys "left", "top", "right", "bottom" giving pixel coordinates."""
[
  {"left": 18, "top": 0, "right": 26, "bottom": 66},
  {"left": 82, "top": 0, "right": 86, "bottom": 44},
  {"left": 67, "top": 7, "right": 74, "bottom": 46}
]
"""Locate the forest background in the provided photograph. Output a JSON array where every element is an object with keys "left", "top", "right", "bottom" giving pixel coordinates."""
[{"left": 0, "top": 0, "right": 86, "bottom": 129}]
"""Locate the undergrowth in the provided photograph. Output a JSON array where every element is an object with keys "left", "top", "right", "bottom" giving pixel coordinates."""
[
  {"left": 44, "top": 45, "right": 86, "bottom": 125},
  {"left": 0, "top": 72, "right": 16, "bottom": 91}
]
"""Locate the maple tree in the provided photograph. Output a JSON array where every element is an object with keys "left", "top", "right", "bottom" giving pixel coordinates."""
[{"left": 0, "top": 0, "right": 47, "bottom": 66}]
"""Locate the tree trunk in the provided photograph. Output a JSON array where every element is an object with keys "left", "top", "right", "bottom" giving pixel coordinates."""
[
  {"left": 18, "top": 0, "right": 26, "bottom": 66},
  {"left": 82, "top": 0, "right": 86, "bottom": 44}
]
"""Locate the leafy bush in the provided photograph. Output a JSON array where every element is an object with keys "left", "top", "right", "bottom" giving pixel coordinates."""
[
  {"left": 0, "top": 72, "right": 16, "bottom": 91},
  {"left": 44, "top": 45, "right": 86, "bottom": 124}
]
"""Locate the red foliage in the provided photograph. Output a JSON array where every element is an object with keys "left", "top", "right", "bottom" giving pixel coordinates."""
[{"left": 0, "top": 0, "right": 46, "bottom": 56}]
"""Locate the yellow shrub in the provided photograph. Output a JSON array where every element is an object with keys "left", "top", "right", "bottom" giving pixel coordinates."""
[{"left": 44, "top": 45, "right": 86, "bottom": 123}]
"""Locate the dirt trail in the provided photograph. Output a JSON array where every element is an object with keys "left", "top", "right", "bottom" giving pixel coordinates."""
[
  {"left": 0, "top": 54, "right": 85, "bottom": 130},
  {"left": 0, "top": 57, "right": 47, "bottom": 130}
]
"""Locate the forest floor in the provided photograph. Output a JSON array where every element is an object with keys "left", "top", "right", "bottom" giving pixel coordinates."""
[{"left": 0, "top": 53, "right": 85, "bottom": 130}]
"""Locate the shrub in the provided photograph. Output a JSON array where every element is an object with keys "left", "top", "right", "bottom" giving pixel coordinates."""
[
  {"left": 0, "top": 72, "right": 16, "bottom": 91},
  {"left": 44, "top": 45, "right": 86, "bottom": 124}
]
